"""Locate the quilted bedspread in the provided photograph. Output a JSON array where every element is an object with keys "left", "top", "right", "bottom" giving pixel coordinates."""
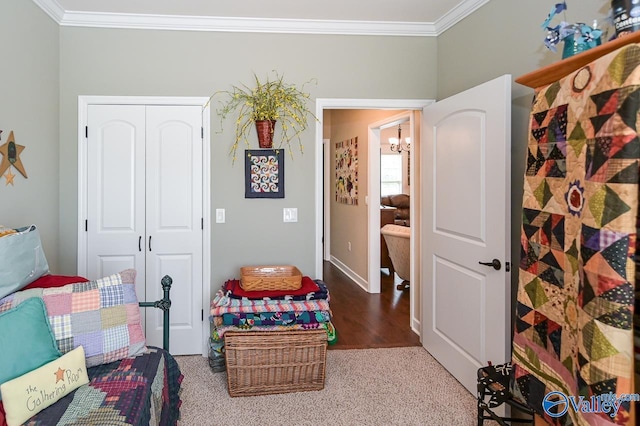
[
  {"left": 512, "top": 44, "right": 640, "bottom": 425},
  {"left": 21, "top": 347, "right": 182, "bottom": 426}
]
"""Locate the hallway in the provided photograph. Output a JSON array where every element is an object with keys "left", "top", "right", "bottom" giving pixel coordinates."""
[{"left": 323, "top": 261, "right": 421, "bottom": 349}]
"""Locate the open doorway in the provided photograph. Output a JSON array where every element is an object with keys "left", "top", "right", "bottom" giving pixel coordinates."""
[
  {"left": 379, "top": 119, "right": 411, "bottom": 290},
  {"left": 314, "top": 99, "right": 432, "bottom": 337}
]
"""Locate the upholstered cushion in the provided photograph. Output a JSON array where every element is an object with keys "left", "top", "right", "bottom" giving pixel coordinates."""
[
  {"left": 0, "top": 269, "right": 146, "bottom": 367},
  {"left": 1, "top": 346, "right": 88, "bottom": 426},
  {"left": 0, "top": 225, "right": 50, "bottom": 299},
  {"left": 0, "top": 298, "right": 62, "bottom": 398},
  {"left": 381, "top": 224, "right": 411, "bottom": 281},
  {"left": 380, "top": 194, "right": 410, "bottom": 224}
]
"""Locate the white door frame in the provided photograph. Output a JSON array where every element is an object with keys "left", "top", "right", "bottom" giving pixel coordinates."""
[
  {"left": 314, "top": 99, "right": 432, "bottom": 316},
  {"left": 77, "top": 95, "right": 212, "bottom": 357},
  {"left": 323, "top": 138, "right": 331, "bottom": 261}
]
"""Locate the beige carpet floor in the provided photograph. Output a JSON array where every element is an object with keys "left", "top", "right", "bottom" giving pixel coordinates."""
[{"left": 175, "top": 347, "right": 477, "bottom": 425}]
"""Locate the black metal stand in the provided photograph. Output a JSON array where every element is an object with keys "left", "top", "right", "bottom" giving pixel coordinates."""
[{"left": 476, "top": 363, "right": 535, "bottom": 426}]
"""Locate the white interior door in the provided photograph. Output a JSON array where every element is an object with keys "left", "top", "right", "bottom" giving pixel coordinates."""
[
  {"left": 86, "top": 105, "right": 146, "bottom": 292},
  {"left": 145, "top": 106, "right": 203, "bottom": 355},
  {"left": 421, "top": 75, "right": 511, "bottom": 394}
]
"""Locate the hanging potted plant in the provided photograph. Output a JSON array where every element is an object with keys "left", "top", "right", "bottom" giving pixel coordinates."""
[{"left": 212, "top": 71, "right": 317, "bottom": 162}]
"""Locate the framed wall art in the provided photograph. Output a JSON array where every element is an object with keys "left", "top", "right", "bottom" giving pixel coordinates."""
[
  {"left": 244, "top": 149, "right": 284, "bottom": 198},
  {"left": 335, "top": 137, "right": 358, "bottom": 205}
]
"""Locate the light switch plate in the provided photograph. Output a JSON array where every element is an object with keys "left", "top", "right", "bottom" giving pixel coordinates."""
[
  {"left": 216, "top": 208, "right": 225, "bottom": 223},
  {"left": 283, "top": 208, "right": 298, "bottom": 222}
]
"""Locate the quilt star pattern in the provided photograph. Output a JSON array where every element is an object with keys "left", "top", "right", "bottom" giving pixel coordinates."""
[{"left": 511, "top": 44, "right": 640, "bottom": 426}]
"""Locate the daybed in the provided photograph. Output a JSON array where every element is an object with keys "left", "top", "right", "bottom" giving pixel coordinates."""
[{"left": 0, "top": 268, "right": 183, "bottom": 426}]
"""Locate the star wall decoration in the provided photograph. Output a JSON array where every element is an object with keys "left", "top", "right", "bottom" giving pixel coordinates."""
[
  {"left": 4, "top": 169, "right": 15, "bottom": 186},
  {"left": 0, "top": 130, "right": 28, "bottom": 180}
]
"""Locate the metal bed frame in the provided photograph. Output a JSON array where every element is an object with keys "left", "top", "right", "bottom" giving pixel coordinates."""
[{"left": 138, "top": 275, "right": 172, "bottom": 351}]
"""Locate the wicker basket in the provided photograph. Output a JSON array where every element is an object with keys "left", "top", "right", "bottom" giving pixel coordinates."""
[
  {"left": 239, "top": 265, "right": 302, "bottom": 291},
  {"left": 224, "top": 330, "right": 327, "bottom": 397}
]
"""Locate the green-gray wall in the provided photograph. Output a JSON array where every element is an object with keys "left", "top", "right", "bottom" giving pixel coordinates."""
[
  {"left": 58, "top": 28, "right": 437, "bottom": 290},
  {"left": 0, "top": 0, "right": 60, "bottom": 270},
  {"left": 3, "top": 0, "right": 615, "bottom": 306}
]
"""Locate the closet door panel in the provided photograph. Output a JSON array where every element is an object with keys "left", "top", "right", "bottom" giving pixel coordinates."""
[
  {"left": 86, "top": 105, "right": 146, "bottom": 297},
  {"left": 145, "top": 105, "right": 203, "bottom": 354}
]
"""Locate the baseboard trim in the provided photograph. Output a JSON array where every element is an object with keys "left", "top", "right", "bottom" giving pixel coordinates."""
[{"left": 329, "top": 256, "right": 369, "bottom": 292}]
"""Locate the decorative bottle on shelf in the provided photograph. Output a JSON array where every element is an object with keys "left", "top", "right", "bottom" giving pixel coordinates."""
[{"left": 612, "top": 0, "right": 640, "bottom": 37}]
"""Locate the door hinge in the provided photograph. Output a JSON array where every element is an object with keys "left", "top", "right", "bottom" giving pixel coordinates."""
[
  {"left": 85, "top": 126, "right": 88, "bottom": 138},
  {"left": 201, "top": 218, "right": 204, "bottom": 230},
  {"left": 201, "top": 309, "right": 204, "bottom": 321},
  {"left": 85, "top": 220, "right": 88, "bottom": 232},
  {"left": 201, "top": 127, "right": 204, "bottom": 139}
]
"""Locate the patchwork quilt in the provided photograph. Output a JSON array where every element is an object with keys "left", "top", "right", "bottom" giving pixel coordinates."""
[
  {"left": 210, "top": 289, "right": 331, "bottom": 316},
  {"left": 512, "top": 44, "right": 640, "bottom": 425},
  {"left": 218, "top": 310, "right": 332, "bottom": 326},
  {"left": 21, "top": 347, "right": 182, "bottom": 426}
]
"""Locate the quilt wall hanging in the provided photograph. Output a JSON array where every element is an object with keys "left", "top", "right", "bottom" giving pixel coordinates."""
[
  {"left": 511, "top": 44, "right": 640, "bottom": 426},
  {"left": 0, "top": 130, "right": 28, "bottom": 186},
  {"left": 244, "top": 149, "right": 284, "bottom": 199},
  {"left": 335, "top": 137, "right": 358, "bottom": 205}
]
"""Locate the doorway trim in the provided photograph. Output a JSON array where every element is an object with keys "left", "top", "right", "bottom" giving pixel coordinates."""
[
  {"left": 314, "top": 99, "right": 432, "bottom": 294},
  {"left": 77, "top": 95, "right": 212, "bottom": 357}
]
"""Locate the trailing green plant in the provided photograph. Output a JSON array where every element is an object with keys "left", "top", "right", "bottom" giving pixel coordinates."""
[{"left": 211, "top": 71, "right": 317, "bottom": 162}]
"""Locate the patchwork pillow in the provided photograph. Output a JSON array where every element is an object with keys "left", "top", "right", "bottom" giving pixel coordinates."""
[
  {"left": 1, "top": 346, "right": 89, "bottom": 426},
  {"left": 0, "top": 269, "right": 146, "bottom": 367},
  {"left": 0, "top": 298, "right": 62, "bottom": 398}
]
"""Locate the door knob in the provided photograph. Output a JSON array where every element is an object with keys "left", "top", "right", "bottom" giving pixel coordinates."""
[{"left": 479, "top": 259, "right": 501, "bottom": 270}]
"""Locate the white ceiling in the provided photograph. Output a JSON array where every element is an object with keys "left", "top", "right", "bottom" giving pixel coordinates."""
[{"left": 33, "top": 0, "right": 490, "bottom": 36}]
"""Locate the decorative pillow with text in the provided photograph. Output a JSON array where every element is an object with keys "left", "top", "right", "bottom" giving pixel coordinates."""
[{"left": 0, "top": 346, "right": 89, "bottom": 426}]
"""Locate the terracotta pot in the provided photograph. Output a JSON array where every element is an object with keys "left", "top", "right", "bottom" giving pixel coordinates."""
[{"left": 255, "top": 120, "right": 276, "bottom": 148}]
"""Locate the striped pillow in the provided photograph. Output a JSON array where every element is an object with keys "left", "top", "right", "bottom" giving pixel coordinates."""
[{"left": 0, "top": 269, "right": 146, "bottom": 367}]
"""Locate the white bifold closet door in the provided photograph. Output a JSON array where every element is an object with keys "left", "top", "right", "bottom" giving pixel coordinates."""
[{"left": 86, "top": 104, "right": 203, "bottom": 355}]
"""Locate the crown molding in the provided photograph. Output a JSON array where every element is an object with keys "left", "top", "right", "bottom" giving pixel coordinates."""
[
  {"left": 434, "top": 0, "right": 490, "bottom": 34},
  {"left": 60, "top": 12, "right": 437, "bottom": 36},
  {"left": 32, "top": 0, "right": 65, "bottom": 22},
  {"left": 33, "top": 0, "right": 487, "bottom": 36}
]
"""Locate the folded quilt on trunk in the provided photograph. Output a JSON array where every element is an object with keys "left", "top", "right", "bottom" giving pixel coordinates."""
[
  {"left": 210, "top": 321, "right": 337, "bottom": 349},
  {"left": 223, "top": 278, "right": 329, "bottom": 301},
  {"left": 210, "top": 290, "right": 331, "bottom": 315},
  {"left": 216, "top": 310, "right": 331, "bottom": 326}
]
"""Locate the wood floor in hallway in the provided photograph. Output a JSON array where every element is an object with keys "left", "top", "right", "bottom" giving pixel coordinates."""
[{"left": 322, "top": 261, "right": 421, "bottom": 350}]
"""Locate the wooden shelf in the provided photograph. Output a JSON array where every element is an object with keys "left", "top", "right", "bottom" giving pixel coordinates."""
[{"left": 515, "top": 32, "right": 640, "bottom": 88}]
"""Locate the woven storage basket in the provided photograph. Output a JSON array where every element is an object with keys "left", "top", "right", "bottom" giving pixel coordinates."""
[
  {"left": 239, "top": 265, "right": 302, "bottom": 291},
  {"left": 224, "top": 329, "right": 327, "bottom": 397}
]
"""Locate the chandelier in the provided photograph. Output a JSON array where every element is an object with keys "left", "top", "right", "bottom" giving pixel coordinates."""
[{"left": 389, "top": 124, "right": 410, "bottom": 153}]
